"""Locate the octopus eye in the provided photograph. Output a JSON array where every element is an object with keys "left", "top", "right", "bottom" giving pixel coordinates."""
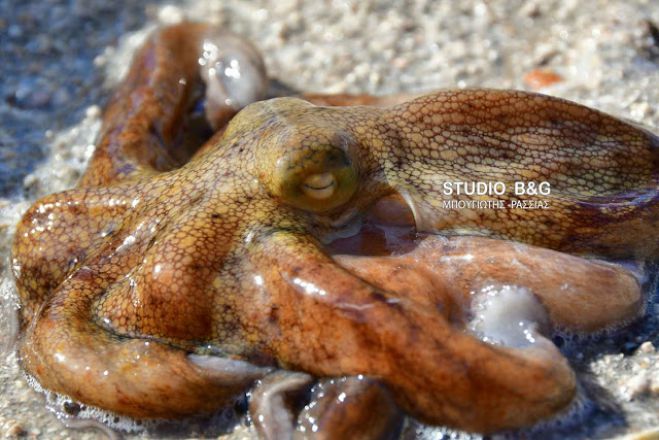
[
  {"left": 302, "top": 172, "right": 336, "bottom": 200},
  {"left": 267, "top": 146, "right": 358, "bottom": 213}
]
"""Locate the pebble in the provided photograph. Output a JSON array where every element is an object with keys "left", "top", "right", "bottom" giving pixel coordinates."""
[
  {"left": 85, "top": 105, "right": 101, "bottom": 120},
  {"left": 2, "top": 420, "right": 27, "bottom": 438},
  {"left": 523, "top": 68, "right": 564, "bottom": 89},
  {"left": 638, "top": 341, "right": 655, "bottom": 354},
  {"left": 8, "top": 25, "right": 22, "bottom": 38},
  {"left": 651, "top": 380, "right": 659, "bottom": 396},
  {"left": 630, "top": 102, "right": 651, "bottom": 120},
  {"left": 624, "top": 373, "right": 651, "bottom": 400},
  {"left": 158, "top": 5, "right": 184, "bottom": 25}
]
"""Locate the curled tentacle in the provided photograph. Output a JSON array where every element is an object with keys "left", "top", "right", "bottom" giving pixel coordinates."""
[
  {"left": 20, "top": 253, "right": 269, "bottom": 419},
  {"left": 296, "top": 376, "right": 403, "bottom": 440},
  {"left": 249, "top": 371, "right": 314, "bottom": 440},
  {"left": 199, "top": 30, "right": 267, "bottom": 130},
  {"left": 81, "top": 22, "right": 267, "bottom": 186},
  {"left": 249, "top": 371, "right": 402, "bottom": 440},
  {"left": 241, "top": 231, "right": 577, "bottom": 433},
  {"left": 12, "top": 187, "right": 135, "bottom": 322}
]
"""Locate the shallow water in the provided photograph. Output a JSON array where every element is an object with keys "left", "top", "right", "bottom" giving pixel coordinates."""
[{"left": 1, "top": 0, "right": 658, "bottom": 438}]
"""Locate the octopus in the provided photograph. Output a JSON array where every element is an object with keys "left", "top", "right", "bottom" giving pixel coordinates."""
[{"left": 11, "top": 22, "right": 659, "bottom": 438}]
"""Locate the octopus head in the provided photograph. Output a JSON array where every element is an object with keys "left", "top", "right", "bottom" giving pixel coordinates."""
[{"left": 232, "top": 97, "right": 361, "bottom": 213}]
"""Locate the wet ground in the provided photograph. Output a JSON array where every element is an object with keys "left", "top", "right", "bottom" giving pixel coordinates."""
[{"left": 0, "top": 0, "right": 658, "bottom": 438}]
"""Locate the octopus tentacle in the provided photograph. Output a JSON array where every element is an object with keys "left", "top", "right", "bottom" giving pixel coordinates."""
[
  {"left": 20, "top": 243, "right": 269, "bottom": 419},
  {"left": 249, "top": 371, "right": 403, "bottom": 440},
  {"left": 295, "top": 376, "right": 403, "bottom": 440},
  {"left": 358, "top": 89, "right": 659, "bottom": 257},
  {"left": 242, "top": 230, "right": 576, "bottom": 433},
  {"left": 93, "top": 200, "right": 243, "bottom": 346},
  {"left": 249, "top": 371, "right": 314, "bottom": 440},
  {"left": 12, "top": 186, "right": 135, "bottom": 323},
  {"left": 334, "top": 235, "right": 644, "bottom": 333},
  {"left": 80, "top": 22, "right": 266, "bottom": 187}
]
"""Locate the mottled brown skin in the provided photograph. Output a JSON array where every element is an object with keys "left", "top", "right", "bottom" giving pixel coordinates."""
[{"left": 11, "top": 22, "right": 659, "bottom": 434}]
